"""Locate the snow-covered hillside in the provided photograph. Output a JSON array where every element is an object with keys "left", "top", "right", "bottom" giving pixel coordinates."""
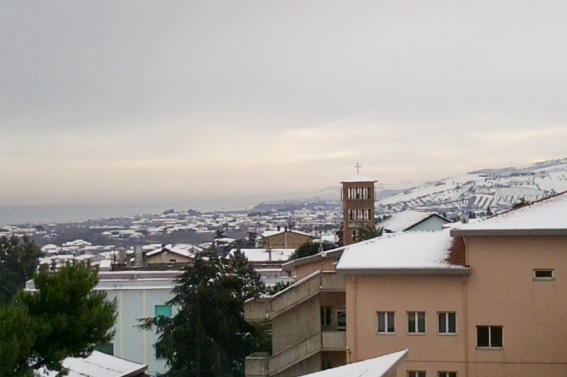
[{"left": 377, "top": 158, "right": 567, "bottom": 214}]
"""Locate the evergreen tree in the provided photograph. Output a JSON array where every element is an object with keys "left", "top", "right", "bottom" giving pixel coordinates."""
[
  {"left": 0, "top": 236, "right": 40, "bottom": 306},
  {"left": 265, "top": 280, "right": 293, "bottom": 296},
  {"left": 140, "top": 250, "right": 266, "bottom": 377},
  {"left": 358, "top": 226, "right": 383, "bottom": 241},
  {"left": 0, "top": 303, "right": 34, "bottom": 376},
  {"left": 0, "top": 263, "right": 117, "bottom": 375},
  {"left": 291, "top": 241, "right": 335, "bottom": 260}
]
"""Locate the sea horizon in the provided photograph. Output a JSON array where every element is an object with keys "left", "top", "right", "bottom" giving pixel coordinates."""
[{"left": 0, "top": 201, "right": 254, "bottom": 226}]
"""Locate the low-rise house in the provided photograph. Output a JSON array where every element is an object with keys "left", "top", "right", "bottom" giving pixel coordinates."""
[
  {"left": 260, "top": 229, "right": 315, "bottom": 249},
  {"left": 377, "top": 209, "right": 451, "bottom": 233},
  {"left": 144, "top": 244, "right": 201, "bottom": 265},
  {"left": 227, "top": 248, "right": 296, "bottom": 287}
]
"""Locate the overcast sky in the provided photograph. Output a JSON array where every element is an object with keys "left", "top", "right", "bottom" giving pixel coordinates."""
[{"left": 2, "top": 1, "right": 567, "bottom": 209}]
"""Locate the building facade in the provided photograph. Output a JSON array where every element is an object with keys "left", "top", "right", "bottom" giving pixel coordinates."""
[
  {"left": 341, "top": 174, "right": 376, "bottom": 245},
  {"left": 245, "top": 192, "right": 567, "bottom": 377},
  {"left": 95, "top": 270, "right": 180, "bottom": 376}
]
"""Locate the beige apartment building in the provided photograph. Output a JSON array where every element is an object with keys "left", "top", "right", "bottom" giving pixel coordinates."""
[
  {"left": 261, "top": 229, "right": 315, "bottom": 249},
  {"left": 245, "top": 192, "right": 567, "bottom": 377}
]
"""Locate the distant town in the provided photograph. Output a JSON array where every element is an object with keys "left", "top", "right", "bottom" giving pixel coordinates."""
[{"left": 3, "top": 158, "right": 567, "bottom": 376}]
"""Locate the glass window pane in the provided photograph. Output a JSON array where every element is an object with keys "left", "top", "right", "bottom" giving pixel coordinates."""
[
  {"left": 408, "top": 312, "right": 416, "bottom": 332},
  {"left": 439, "top": 313, "right": 446, "bottom": 333},
  {"left": 418, "top": 313, "right": 425, "bottom": 332},
  {"left": 96, "top": 343, "right": 114, "bottom": 356},
  {"left": 387, "top": 312, "right": 395, "bottom": 332},
  {"left": 155, "top": 305, "right": 172, "bottom": 318},
  {"left": 491, "top": 326, "right": 503, "bottom": 347},
  {"left": 378, "top": 313, "right": 385, "bottom": 332},
  {"left": 337, "top": 311, "right": 346, "bottom": 330},
  {"left": 477, "top": 326, "right": 489, "bottom": 347},
  {"left": 448, "top": 313, "right": 456, "bottom": 333}
]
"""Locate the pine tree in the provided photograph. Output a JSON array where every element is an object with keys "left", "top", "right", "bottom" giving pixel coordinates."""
[
  {"left": 0, "top": 263, "right": 117, "bottom": 375},
  {"left": 140, "top": 250, "right": 266, "bottom": 377},
  {"left": 0, "top": 236, "right": 40, "bottom": 306}
]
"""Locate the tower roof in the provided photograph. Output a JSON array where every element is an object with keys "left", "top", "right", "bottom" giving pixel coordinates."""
[{"left": 341, "top": 174, "right": 376, "bottom": 183}]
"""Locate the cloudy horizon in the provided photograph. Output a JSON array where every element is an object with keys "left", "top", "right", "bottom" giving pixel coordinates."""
[{"left": 2, "top": 1, "right": 567, "bottom": 208}]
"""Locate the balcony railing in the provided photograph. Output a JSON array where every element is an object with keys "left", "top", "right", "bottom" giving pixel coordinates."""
[
  {"left": 321, "top": 330, "right": 346, "bottom": 350},
  {"left": 245, "top": 271, "right": 345, "bottom": 321},
  {"left": 245, "top": 331, "right": 347, "bottom": 377}
]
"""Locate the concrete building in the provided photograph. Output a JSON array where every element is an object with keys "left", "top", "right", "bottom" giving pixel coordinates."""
[
  {"left": 245, "top": 191, "right": 567, "bottom": 377},
  {"left": 95, "top": 270, "right": 181, "bottom": 376}
]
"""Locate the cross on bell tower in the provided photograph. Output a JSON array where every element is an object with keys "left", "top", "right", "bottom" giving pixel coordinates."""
[{"left": 354, "top": 162, "right": 362, "bottom": 175}]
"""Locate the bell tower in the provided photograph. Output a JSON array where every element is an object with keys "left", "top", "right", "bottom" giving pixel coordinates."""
[{"left": 341, "top": 163, "right": 376, "bottom": 245}]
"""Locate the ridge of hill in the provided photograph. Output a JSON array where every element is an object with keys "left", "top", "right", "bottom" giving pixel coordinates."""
[
  {"left": 377, "top": 158, "right": 567, "bottom": 214},
  {"left": 252, "top": 158, "right": 567, "bottom": 215}
]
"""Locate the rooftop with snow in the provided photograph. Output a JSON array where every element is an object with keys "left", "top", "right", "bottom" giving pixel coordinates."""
[
  {"left": 299, "top": 349, "right": 407, "bottom": 377},
  {"left": 336, "top": 230, "right": 468, "bottom": 275},
  {"left": 452, "top": 191, "right": 567, "bottom": 235}
]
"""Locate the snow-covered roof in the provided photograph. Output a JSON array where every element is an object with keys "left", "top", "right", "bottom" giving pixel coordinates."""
[
  {"left": 64, "top": 351, "right": 146, "bottom": 377},
  {"left": 378, "top": 210, "right": 449, "bottom": 232},
  {"left": 228, "top": 248, "right": 295, "bottom": 262},
  {"left": 39, "top": 351, "right": 147, "bottom": 377},
  {"left": 262, "top": 229, "right": 314, "bottom": 238},
  {"left": 341, "top": 174, "right": 376, "bottom": 183},
  {"left": 145, "top": 243, "right": 202, "bottom": 257},
  {"left": 452, "top": 191, "right": 567, "bottom": 236},
  {"left": 336, "top": 230, "right": 468, "bottom": 274},
  {"left": 299, "top": 349, "right": 408, "bottom": 377}
]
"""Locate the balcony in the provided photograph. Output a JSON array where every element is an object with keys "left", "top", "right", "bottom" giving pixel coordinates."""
[
  {"left": 245, "top": 353, "right": 269, "bottom": 377},
  {"left": 321, "top": 330, "right": 346, "bottom": 350},
  {"left": 245, "top": 333, "right": 322, "bottom": 377},
  {"left": 245, "top": 331, "right": 347, "bottom": 376},
  {"left": 245, "top": 271, "right": 345, "bottom": 322}
]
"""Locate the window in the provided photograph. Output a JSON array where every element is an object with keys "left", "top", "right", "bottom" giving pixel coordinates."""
[
  {"left": 96, "top": 343, "right": 114, "bottom": 356},
  {"left": 534, "top": 269, "right": 554, "bottom": 280},
  {"left": 438, "top": 372, "right": 457, "bottom": 377},
  {"left": 321, "top": 306, "right": 332, "bottom": 326},
  {"left": 336, "top": 310, "right": 346, "bottom": 331},
  {"left": 408, "top": 312, "right": 426, "bottom": 334},
  {"left": 438, "top": 312, "right": 456, "bottom": 334},
  {"left": 377, "top": 312, "right": 395, "bottom": 334},
  {"left": 155, "top": 305, "right": 173, "bottom": 318},
  {"left": 155, "top": 342, "right": 167, "bottom": 359},
  {"left": 477, "top": 326, "right": 502, "bottom": 348},
  {"left": 408, "top": 371, "right": 426, "bottom": 377}
]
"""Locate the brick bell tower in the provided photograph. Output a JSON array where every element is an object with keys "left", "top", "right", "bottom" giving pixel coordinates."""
[{"left": 341, "top": 163, "right": 377, "bottom": 245}]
